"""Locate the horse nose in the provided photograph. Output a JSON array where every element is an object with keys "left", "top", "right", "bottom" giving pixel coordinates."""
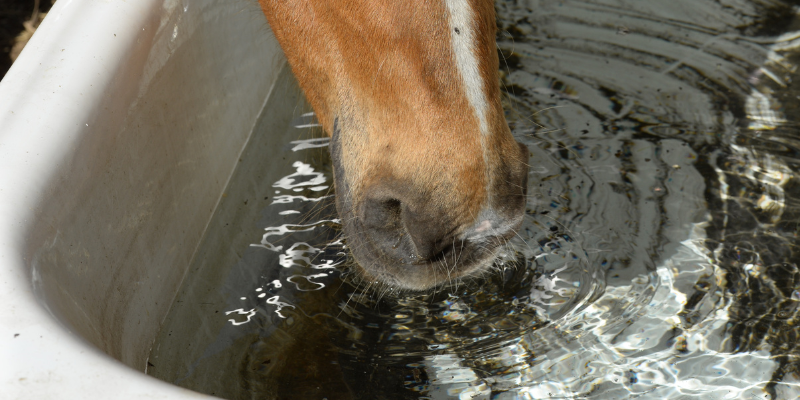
[
  {"left": 359, "top": 194, "right": 455, "bottom": 262},
  {"left": 402, "top": 205, "right": 457, "bottom": 261}
]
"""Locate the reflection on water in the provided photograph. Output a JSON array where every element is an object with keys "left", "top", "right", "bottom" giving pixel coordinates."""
[{"left": 148, "top": 1, "right": 800, "bottom": 398}]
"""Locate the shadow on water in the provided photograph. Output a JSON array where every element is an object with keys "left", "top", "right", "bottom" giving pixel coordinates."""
[{"left": 148, "top": 1, "right": 800, "bottom": 399}]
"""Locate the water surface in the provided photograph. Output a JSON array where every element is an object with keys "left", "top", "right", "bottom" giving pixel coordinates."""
[{"left": 148, "top": 1, "right": 800, "bottom": 398}]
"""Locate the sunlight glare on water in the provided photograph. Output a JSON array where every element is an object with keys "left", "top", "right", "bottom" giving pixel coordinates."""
[{"left": 148, "top": 1, "right": 800, "bottom": 399}]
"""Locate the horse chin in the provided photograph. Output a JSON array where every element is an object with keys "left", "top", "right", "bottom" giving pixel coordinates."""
[
  {"left": 380, "top": 256, "right": 500, "bottom": 292},
  {"left": 338, "top": 212, "right": 505, "bottom": 291},
  {"left": 345, "top": 228, "right": 502, "bottom": 292}
]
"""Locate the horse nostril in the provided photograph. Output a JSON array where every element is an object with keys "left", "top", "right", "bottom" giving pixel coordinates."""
[
  {"left": 360, "top": 195, "right": 454, "bottom": 262},
  {"left": 408, "top": 233, "right": 451, "bottom": 263},
  {"left": 402, "top": 211, "right": 455, "bottom": 262},
  {"left": 360, "top": 197, "right": 402, "bottom": 229}
]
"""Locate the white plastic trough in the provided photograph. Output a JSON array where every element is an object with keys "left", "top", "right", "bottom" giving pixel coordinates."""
[{"left": 0, "top": 0, "right": 286, "bottom": 398}]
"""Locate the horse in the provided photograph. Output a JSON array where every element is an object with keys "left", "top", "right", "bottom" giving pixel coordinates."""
[{"left": 258, "top": 0, "right": 528, "bottom": 291}]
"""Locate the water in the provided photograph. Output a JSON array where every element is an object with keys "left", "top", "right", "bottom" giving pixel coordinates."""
[{"left": 148, "top": 1, "right": 800, "bottom": 398}]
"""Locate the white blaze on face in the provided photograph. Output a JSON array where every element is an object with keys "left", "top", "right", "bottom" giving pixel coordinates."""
[{"left": 444, "top": 0, "right": 489, "bottom": 137}]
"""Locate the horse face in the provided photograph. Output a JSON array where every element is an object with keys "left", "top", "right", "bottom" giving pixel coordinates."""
[{"left": 261, "top": 0, "right": 528, "bottom": 290}]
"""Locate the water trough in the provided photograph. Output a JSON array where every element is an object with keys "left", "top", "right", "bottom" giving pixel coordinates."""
[{"left": 0, "top": 0, "right": 284, "bottom": 397}]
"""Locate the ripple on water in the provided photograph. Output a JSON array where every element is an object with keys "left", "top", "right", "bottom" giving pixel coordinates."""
[{"left": 148, "top": 1, "right": 800, "bottom": 398}]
